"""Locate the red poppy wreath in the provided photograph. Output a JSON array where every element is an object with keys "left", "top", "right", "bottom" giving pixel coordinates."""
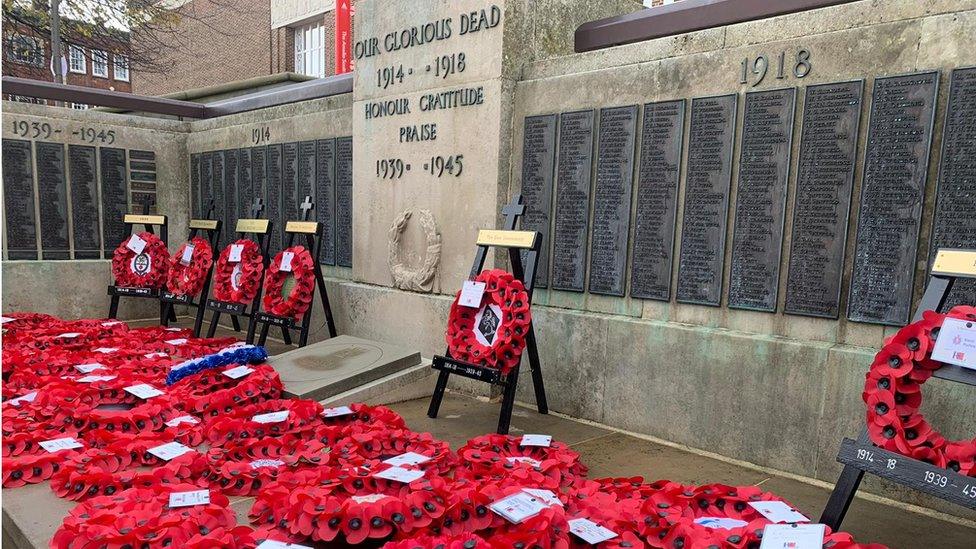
[
  {"left": 863, "top": 305, "right": 976, "bottom": 474},
  {"left": 213, "top": 239, "right": 264, "bottom": 304},
  {"left": 262, "top": 246, "right": 315, "bottom": 321},
  {"left": 167, "top": 237, "right": 214, "bottom": 297},
  {"left": 446, "top": 269, "right": 532, "bottom": 376},
  {"left": 111, "top": 231, "right": 170, "bottom": 289}
]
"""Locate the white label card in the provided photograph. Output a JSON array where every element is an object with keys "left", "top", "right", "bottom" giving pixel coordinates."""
[
  {"left": 383, "top": 452, "right": 432, "bottom": 467},
  {"left": 256, "top": 541, "right": 312, "bottom": 549},
  {"left": 932, "top": 317, "right": 976, "bottom": 371},
  {"left": 351, "top": 494, "right": 390, "bottom": 504},
  {"left": 489, "top": 492, "right": 548, "bottom": 524},
  {"left": 568, "top": 518, "right": 618, "bottom": 544},
  {"left": 749, "top": 501, "right": 810, "bottom": 523},
  {"left": 94, "top": 347, "right": 118, "bottom": 354},
  {"left": 520, "top": 434, "right": 552, "bottom": 447},
  {"left": 280, "top": 251, "right": 294, "bottom": 272},
  {"left": 169, "top": 490, "right": 210, "bottom": 508},
  {"left": 506, "top": 456, "right": 542, "bottom": 467},
  {"left": 165, "top": 327, "right": 183, "bottom": 332},
  {"left": 77, "top": 375, "right": 117, "bottom": 383},
  {"left": 459, "top": 280, "right": 486, "bottom": 308},
  {"left": 1, "top": 316, "right": 15, "bottom": 324},
  {"left": 102, "top": 320, "right": 124, "bottom": 326},
  {"left": 759, "top": 524, "right": 826, "bottom": 549},
  {"left": 322, "top": 405, "right": 354, "bottom": 417},
  {"left": 8, "top": 391, "right": 38, "bottom": 406},
  {"left": 125, "top": 383, "right": 165, "bottom": 399},
  {"left": 229, "top": 244, "right": 244, "bottom": 263},
  {"left": 127, "top": 233, "right": 147, "bottom": 254},
  {"left": 165, "top": 415, "right": 200, "bottom": 427},
  {"left": 373, "top": 466, "right": 425, "bottom": 483},
  {"left": 222, "top": 365, "right": 254, "bottom": 379},
  {"left": 165, "top": 338, "right": 188, "bottom": 345},
  {"left": 180, "top": 244, "right": 195, "bottom": 266},
  {"left": 75, "top": 363, "right": 106, "bottom": 373},
  {"left": 148, "top": 441, "right": 194, "bottom": 461},
  {"left": 522, "top": 488, "right": 563, "bottom": 507},
  {"left": 694, "top": 517, "right": 749, "bottom": 530},
  {"left": 56, "top": 332, "right": 82, "bottom": 339},
  {"left": 39, "top": 437, "right": 83, "bottom": 453},
  {"left": 252, "top": 411, "right": 290, "bottom": 424},
  {"left": 250, "top": 459, "right": 285, "bottom": 469},
  {"left": 145, "top": 352, "right": 169, "bottom": 359}
]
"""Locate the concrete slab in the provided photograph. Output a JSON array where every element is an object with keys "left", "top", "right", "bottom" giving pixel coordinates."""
[{"left": 268, "top": 335, "right": 421, "bottom": 401}]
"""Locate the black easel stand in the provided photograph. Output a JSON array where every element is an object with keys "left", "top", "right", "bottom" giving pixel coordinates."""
[
  {"left": 161, "top": 200, "right": 222, "bottom": 336},
  {"left": 246, "top": 196, "right": 337, "bottom": 348},
  {"left": 106, "top": 204, "right": 176, "bottom": 324},
  {"left": 820, "top": 248, "right": 976, "bottom": 529},
  {"left": 426, "top": 194, "right": 549, "bottom": 434},
  {"left": 203, "top": 198, "right": 274, "bottom": 341}
]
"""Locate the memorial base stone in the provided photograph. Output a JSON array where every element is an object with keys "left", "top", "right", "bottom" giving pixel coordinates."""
[{"left": 268, "top": 334, "right": 422, "bottom": 400}]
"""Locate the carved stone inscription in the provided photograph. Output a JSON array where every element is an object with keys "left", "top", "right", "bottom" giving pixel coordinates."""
[
  {"left": 551, "top": 110, "right": 595, "bottom": 292},
  {"left": 589, "top": 105, "right": 638, "bottom": 296},
  {"left": 200, "top": 152, "right": 213, "bottom": 218},
  {"left": 99, "top": 148, "right": 128, "bottom": 258},
  {"left": 519, "top": 114, "right": 557, "bottom": 288},
  {"left": 282, "top": 143, "right": 299, "bottom": 245},
  {"left": 336, "top": 137, "right": 354, "bottom": 267},
  {"left": 212, "top": 150, "right": 226, "bottom": 241},
  {"left": 190, "top": 153, "right": 201, "bottom": 219},
  {"left": 316, "top": 139, "right": 337, "bottom": 265},
  {"left": 251, "top": 146, "right": 267, "bottom": 219},
  {"left": 267, "top": 144, "right": 283, "bottom": 251},
  {"left": 2, "top": 139, "right": 37, "bottom": 259},
  {"left": 224, "top": 150, "right": 239, "bottom": 250},
  {"left": 728, "top": 88, "right": 796, "bottom": 311},
  {"left": 676, "top": 95, "right": 737, "bottom": 306},
  {"left": 298, "top": 141, "right": 317, "bottom": 214},
  {"left": 930, "top": 67, "right": 976, "bottom": 311},
  {"left": 631, "top": 100, "right": 685, "bottom": 300},
  {"left": 69, "top": 145, "right": 101, "bottom": 259},
  {"left": 849, "top": 72, "right": 938, "bottom": 325},
  {"left": 785, "top": 81, "right": 863, "bottom": 318},
  {"left": 35, "top": 142, "right": 69, "bottom": 259},
  {"left": 239, "top": 148, "right": 253, "bottom": 226}
]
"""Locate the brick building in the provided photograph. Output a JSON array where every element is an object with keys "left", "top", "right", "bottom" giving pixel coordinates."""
[
  {"left": 133, "top": 0, "right": 358, "bottom": 96},
  {"left": 2, "top": 19, "right": 131, "bottom": 108}
]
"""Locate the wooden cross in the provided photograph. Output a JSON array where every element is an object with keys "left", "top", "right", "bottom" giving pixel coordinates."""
[
  {"left": 501, "top": 194, "right": 526, "bottom": 231},
  {"left": 299, "top": 195, "right": 314, "bottom": 221},
  {"left": 250, "top": 197, "right": 264, "bottom": 218}
]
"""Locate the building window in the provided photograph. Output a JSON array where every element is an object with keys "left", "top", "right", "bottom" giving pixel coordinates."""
[
  {"left": 69, "top": 44, "right": 86, "bottom": 73},
  {"left": 71, "top": 102, "right": 88, "bottom": 110},
  {"left": 92, "top": 49, "right": 108, "bottom": 77},
  {"left": 294, "top": 21, "right": 325, "bottom": 78},
  {"left": 5, "top": 34, "right": 45, "bottom": 66},
  {"left": 113, "top": 55, "right": 129, "bottom": 81}
]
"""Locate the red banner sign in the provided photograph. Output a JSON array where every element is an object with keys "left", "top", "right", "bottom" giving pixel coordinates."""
[{"left": 335, "top": 0, "right": 353, "bottom": 74}]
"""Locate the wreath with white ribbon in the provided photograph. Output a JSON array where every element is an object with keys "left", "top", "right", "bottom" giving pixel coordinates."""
[{"left": 388, "top": 209, "right": 442, "bottom": 293}]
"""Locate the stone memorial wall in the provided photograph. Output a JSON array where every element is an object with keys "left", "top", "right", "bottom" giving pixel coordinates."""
[
  {"left": 1, "top": 103, "right": 187, "bottom": 318},
  {"left": 185, "top": 94, "right": 353, "bottom": 265}
]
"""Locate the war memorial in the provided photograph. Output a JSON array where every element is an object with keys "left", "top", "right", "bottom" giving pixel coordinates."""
[{"left": 1, "top": 0, "right": 975, "bottom": 547}]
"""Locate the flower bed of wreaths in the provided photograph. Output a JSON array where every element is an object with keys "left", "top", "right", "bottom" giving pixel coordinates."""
[
  {"left": 2, "top": 312, "right": 890, "bottom": 549},
  {"left": 863, "top": 305, "right": 976, "bottom": 473}
]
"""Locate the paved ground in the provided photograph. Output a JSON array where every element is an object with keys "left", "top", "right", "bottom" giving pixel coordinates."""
[{"left": 388, "top": 394, "right": 976, "bottom": 549}]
